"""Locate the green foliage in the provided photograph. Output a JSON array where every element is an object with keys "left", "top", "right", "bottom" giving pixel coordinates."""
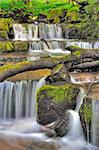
[
  {"left": 79, "top": 0, "right": 99, "bottom": 39},
  {"left": 0, "top": 18, "right": 13, "bottom": 31},
  {"left": 0, "top": 0, "right": 79, "bottom": 20}
]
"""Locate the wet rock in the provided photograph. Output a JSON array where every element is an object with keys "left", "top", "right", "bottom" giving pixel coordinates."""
[
  {"left": 0, "top": 30, "right": 8, "bottom": 40},
  {"left": 13, "top": 41, "right": 28, "bottom": 52},
  {"left": 80, "top": 98, "right": 92, "bottom": 142},
  {"left": 37, "top": 84, "right": 79, "bottom": 125},
  {"left": 37, "top": 14, "right": 47, "bottom": 22},
  {"left": 66, "top": 45, "right": 83, "bottom": 52},
  {"left": 54, "top": 111, "right": 70, "bottom": 137},
  {"left": 69, "top": 26, "right": 80, "bottom": 39}
]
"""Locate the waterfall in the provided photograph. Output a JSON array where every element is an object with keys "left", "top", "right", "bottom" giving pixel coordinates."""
[
  {"left": 13, "top": 24, "right": 28, "bottom": 41},
  {"left": 0, "top": 78, "right": 45, "bottom": 121},
  {"left": 29, "top": 41, "right": 49, "bottom": 51},
  {"left": 39, "top": 23, "right": 63, "bottom": 39},
  {"left": 13, "top": 23, "right": 63, "bottom": 40},
  {"left": 60, "top": 110, "right": 86, "bottom": 150},
  {"left": 67, "top": 41, "right": 99, "bottom": 49},
  {"left": 13, "top": 23, "right": 70, "bottom": 54},
  {"left": 13, "top": 23, "right": 99, "bottom": 54},
  {"left": 92, "top": 100, "right": 99, "bottom": 147},
  {"left": 75, "top": 88, "right": 86, "bottom": 112},
  {"left": 66, "top": 110, "right": 84, "bottom": 139},
  {"left": 29, "top": 41, "right": 66, "bottom": 51}
]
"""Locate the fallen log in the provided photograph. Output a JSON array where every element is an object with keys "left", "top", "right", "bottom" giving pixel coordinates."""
[
  {"left": 0, "top": 60, "right": 61, "bottom": 82},
  {"left": 73, "top": 60, "right": 99, "bottom": 69}
]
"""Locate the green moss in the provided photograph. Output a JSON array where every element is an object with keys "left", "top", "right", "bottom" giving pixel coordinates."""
[
  {"left": 37, "top": 84, "right": 78, "bottom": 104},
  {"left": 73, "top": 50, "right": 82, "bottom": 57},
  {"left": 0, "top": 30, "right": 8, "bottom": 40},
  {"left": 73, "top": 48, "right": 85, "bottom": 57},
  {"left": 13, "top": 41, "right": 28, "bottom": 51},
  {"left": 64, "top": 53, "right": 72, "bottom": 60},
  {"left": 0, "top": 18, "right": 13, "bottom": 31},
  {"left": 0, "top": 41, "right": 13, "bottom": 53},
  {"left": 51, "top": 64, "right": 64, "bottom": 75},
  {"left": 0, "top": 61, "right": 32, "bottom": 74},
  {"left": 82, "top": 103, "right": 92, "bottom": 123}
]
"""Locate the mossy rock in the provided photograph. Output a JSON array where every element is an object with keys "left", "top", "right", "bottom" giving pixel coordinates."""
[
  {"left": 0, "top": 41, "right": 13, "bottom": 53},
  {"left": 0, "top": 30, "right": 8, "bottom": 40},
  {"left": 66, "top": 45, "right": 84, "bottom": 52},
  {"left": 13, "top": 41, "right": 28, "bottom": 51},
  {"left": 37, "top": 84, "right": 79, "bottom": 125},
  {"left": 80, "top": 98, "right": 92, "bottom": 141},
  {"left": 0, "top": 18, "right": 13, "bottom": 31}
]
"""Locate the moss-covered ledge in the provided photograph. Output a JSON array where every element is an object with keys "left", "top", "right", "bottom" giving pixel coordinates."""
[
  {"left": 13, "top": 41, "right": 28, "bottom": 51},
  {"left": 0, "top": 41, "right": 13, "bottom": 52},
  {"left": 0, "top": 41, "right": 29, "bottom": 53},
  {"left": 37, "top": 84, "right": 79, "bottom": 125}
]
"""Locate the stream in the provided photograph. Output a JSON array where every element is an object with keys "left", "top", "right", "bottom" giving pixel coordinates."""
[
  {"left": 0, "top": 23, "right": 99, "bottom": 150},
  {"left": 0, "top": 77, "right": 98, "bottom": 150}
]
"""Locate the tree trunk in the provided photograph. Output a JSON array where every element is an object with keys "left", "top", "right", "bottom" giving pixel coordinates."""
[{"left": 24, "top": 0, "right": 31, "bottom": 5}]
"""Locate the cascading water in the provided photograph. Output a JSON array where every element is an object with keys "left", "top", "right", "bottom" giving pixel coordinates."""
[
  {"left": 0, "top": 78, "right": 46, "bottom": 121},
  {"left": 0, "top": 80, "right": 37, "bottom": 120},
  {"left": 13, "top": 23, "right": 99, "bottom": 51},
  {"left": 0, "top": 22, "right": 98, "bottom": 149},
  {"left": 59, "top": 110, "right": 99, "bottom": 150},
  {"left": 13, "top": 23, "right": 39, "bottom": 40},
  {"left": 13, "top": 23, "right": 63, "bottom": 40},
  {"left": 0, "top": 78, "right": 99, "bottom": 150},
  {"left": 13, "top": 23, "right": 71, "bottom": 56},
  {"left": 67, "top": 41, "right": 99, "bottom": 49}
]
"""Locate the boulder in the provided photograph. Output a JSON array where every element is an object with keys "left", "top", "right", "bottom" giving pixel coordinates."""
[{"left": 37, "top": 84, "right": 79, "bottom": 125}]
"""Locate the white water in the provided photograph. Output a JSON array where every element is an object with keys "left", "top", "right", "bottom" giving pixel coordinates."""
[
  {"left": 0, "top": 22, "right": 98, "bottom": 149},
  {"left": 0, "top": 78, "right": 46, "bottom": 121},
  {"left": 0, "top": 72, "right": 98, "bottom": 149},
  {"left": 13, "top": 23, "right": 99, "bottom": 55},
  {"left": 0, "top": 110, "right": 98, "bottom": 150},
  {"left": 13, "top": 23, "right": 63, "bottom": 40},
  {"left": 67, "top": 41, "right": 99, "bottom": 49},
  {"left": 59, "top": 110, "right": 98, "bottom": 150},
  {"left": 75, "top": 88, "right": 86, "bottom": 112},
  {"left": 0, "top": 80, "right": 37, "bottom": 120},
  {"left": 0, "top": 78, "right": 98, "bottom": 149}
]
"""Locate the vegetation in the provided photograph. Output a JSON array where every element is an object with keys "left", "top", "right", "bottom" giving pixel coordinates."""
[
  {"left": 79, "top": 0, "right": 99, "bottom": 39},
  {"left": 37, "top": 84, "right": 79, "bottom": 103},
  {"left": 0, "top": 0, "right": 79, "bottom": 16},
  {"left": 80, "top": 99, "right": 92, "bottom": 142},
  {"left": 0, "top": 41, "right": 13, "bottom": 52},
  {"left": 0, "top": 61, "right": 32, "bottom": 74}
]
